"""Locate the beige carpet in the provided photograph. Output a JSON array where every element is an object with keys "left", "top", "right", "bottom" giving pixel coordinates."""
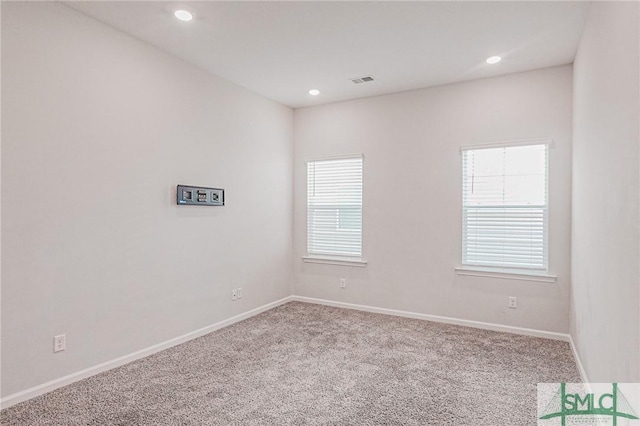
[{"left": 1, "top": 301, "right": 580, "bottom": 425}]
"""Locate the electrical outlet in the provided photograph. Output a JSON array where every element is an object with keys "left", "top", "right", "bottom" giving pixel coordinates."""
[
  {"left": 237, "top": 288, "right": 243, "bottom": 299},
  {"left": 232, "top": 289, "right": 237, "bottom": 301},
  {"left": 508, "top": 296, "right": 517, "bottom": 309},
  {"left": 54, "top": 334, "right": 66, "bottom": 353},
  {"left": 339, "top": 278, "right": 346, "bottom": 289}
]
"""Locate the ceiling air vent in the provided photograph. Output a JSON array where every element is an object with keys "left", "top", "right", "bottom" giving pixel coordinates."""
[{"left": 350, "top": 76, "right": 375, "bottom": 84}]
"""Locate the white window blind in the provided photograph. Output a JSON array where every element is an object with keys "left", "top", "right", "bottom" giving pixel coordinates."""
[
  {"left": 307, "top": 156, "right": 363, "bottom": 257},
  {"left": 462, "top": 143, "right": 548, "bottom": 270}
]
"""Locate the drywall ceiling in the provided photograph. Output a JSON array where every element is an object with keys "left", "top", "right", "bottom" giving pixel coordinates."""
[{"left": 64, "top": 1, "right": 589, "bottom": 108}]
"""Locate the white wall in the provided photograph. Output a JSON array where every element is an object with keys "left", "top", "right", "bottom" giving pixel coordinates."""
[
  {"left": 294, "top": 66, "right": 573, "bottom": 333},
  {"left": 1, "top": 2, "right": 293, "bottom": 398},
  {"left": 571, "top": 2, "right": 640, "bottom": 382}
]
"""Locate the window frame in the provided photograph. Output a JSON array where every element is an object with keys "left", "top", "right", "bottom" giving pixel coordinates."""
[
  {"left": 304, "top": 154, "right": 365, "bottom": 267},
  {"left": 459, "top": 139, "right": 552, "bottom": 275}
]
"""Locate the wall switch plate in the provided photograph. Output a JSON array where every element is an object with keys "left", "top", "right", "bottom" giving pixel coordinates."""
[
  {"left": 232, "top": 289, "right": 237, "bottom": 301},
  {"left": 339, "top": 278, "right": 346, "bottom": 289},
  {"left": 54, "top": 334, "right": 66, "bottom": 353},
  {"left": 177, "top": 185, "right": 224, "bottom": 206},
  {"left": 237, "top": 288, "right": 243, "bottom": 299},
  {"left": 508, "top": 297, "right": 517, "bottom": 309}
]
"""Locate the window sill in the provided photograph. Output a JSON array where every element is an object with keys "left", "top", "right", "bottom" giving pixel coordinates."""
[
  {"left": 303, "top": 255, "right": 368, "bottom": 267},
  {"left": 454, "top": 266, "right": 557, "bottom": 283}
]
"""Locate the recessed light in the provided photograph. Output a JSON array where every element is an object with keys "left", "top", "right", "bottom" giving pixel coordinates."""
[
  {"left": 486, "top": 56, "right": 502, "bottom": 64},
  {"left": 174, "top": 10, "right": 193, "bottom": 22},
  {"left": 308, "top": 89, "right": 320, "bottom": 96}
]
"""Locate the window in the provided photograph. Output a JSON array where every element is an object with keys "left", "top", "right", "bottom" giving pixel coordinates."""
[
  {"left": 462, "top": 142, "right": 548, "bottom": 271},
  {"left": 307, "top": 156, "right": 363, "bottom": 258}
]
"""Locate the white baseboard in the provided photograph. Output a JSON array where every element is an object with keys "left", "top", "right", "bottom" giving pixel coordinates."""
[
  {"left": 2, "top": 295, "right": 580, "bottom": 410},
  {"left": 0, "top": 295, "right": 294, "bottom": 410},
  {"left": 291, "top": 296, "right": 570, "bottom": 342},
  {"left": 569, "top": 335, "right": 590, "bottom": 384}
]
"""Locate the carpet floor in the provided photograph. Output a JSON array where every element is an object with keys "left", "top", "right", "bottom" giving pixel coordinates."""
[{"left": 1, "top": 301, "right": 580, "bottom": 425}]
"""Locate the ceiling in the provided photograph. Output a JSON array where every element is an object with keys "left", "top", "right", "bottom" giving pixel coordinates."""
[{"left": 65, "top": 1, "right": 590, "bottom": 109}]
